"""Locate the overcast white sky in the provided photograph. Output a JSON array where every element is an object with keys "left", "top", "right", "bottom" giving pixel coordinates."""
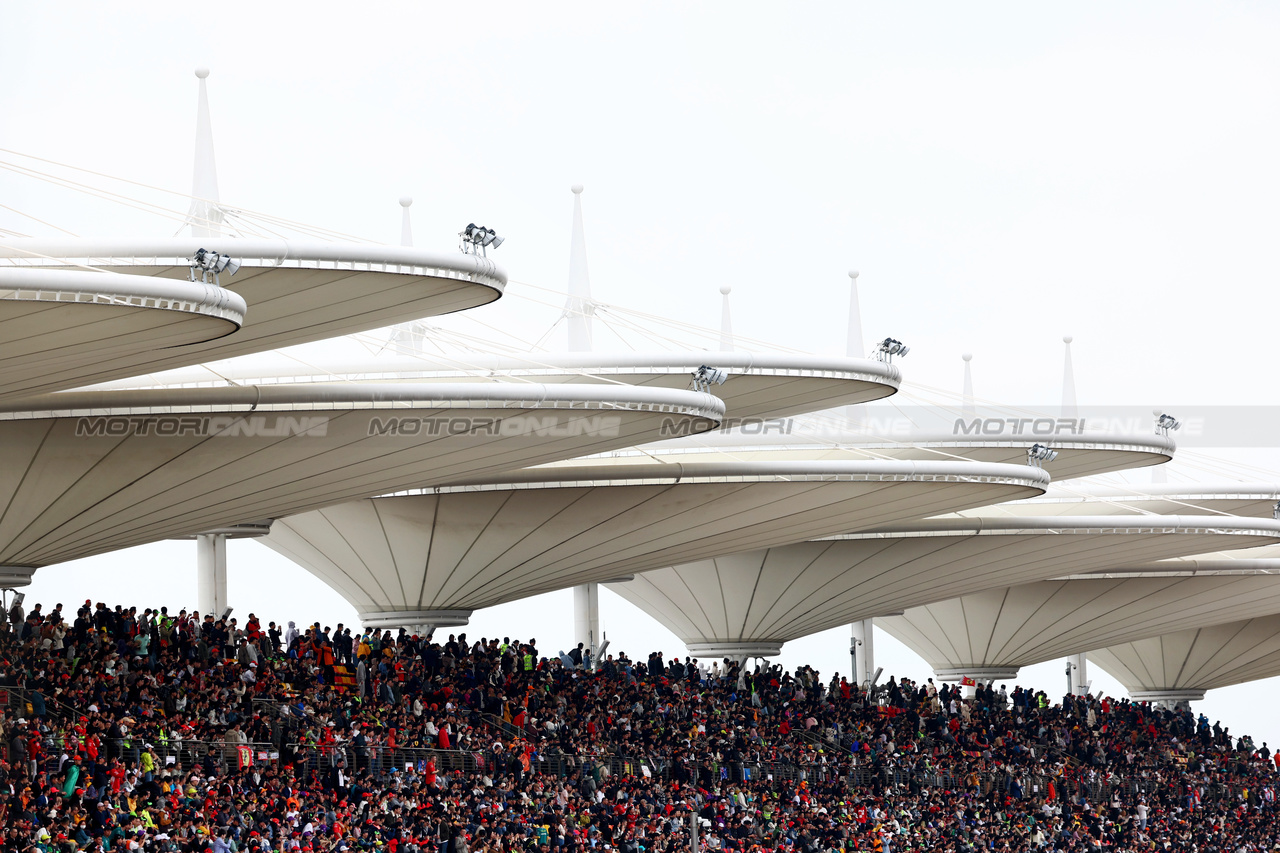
[{"left": 4, "top": 3, "right": 1280, "bottom": 748}]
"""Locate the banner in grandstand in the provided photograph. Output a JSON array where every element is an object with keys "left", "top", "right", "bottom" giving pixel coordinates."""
[
  {"left": 236, "top": 746, "right": 253, "bottom": 769},
  {"left": 960, "top": 676, "right": 976, "bottom": 686},
  {"left": 332, "top": 665, "right": 357, "bottom": 691}
]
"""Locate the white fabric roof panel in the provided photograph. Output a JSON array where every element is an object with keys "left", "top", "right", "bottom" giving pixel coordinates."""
[
  {"left": 985, "top": 484, "right": 1280, "bottom": 519},
  {"left": 89, "top": 352, "right": 903, "bottom": 424},
  {"left": 0, "top": 382, "right": 721, "bottom": 570},
  {"left": 1, "top": 268, "right": 247, "bottom": 397},
  {"left": 262, "top": 460, "right": 1050, "bottom": 629},
  {"left": 0, "top": 239, "right": 504, "bottom": 401},
  {"left": 1094, "top": 543, "right": 1280, "bottom": 575},
  {"left": 605, "top": 430, "right": 1175, "bottom": 482},
  {"left": 879, "top": 568, "right": 1280, "bottom": 676},
  {"left": 1090, "top": 615, "right": 1280, "bottom": 694},
  {"left": 608, "top": 517, "right": 1280, "bottom": 655}
]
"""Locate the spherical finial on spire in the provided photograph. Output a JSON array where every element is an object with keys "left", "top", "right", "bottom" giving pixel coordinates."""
[
  {"left": 195, "top": 67, "right": 210, "bottom": 79},
  {"left": 399, "top": 196, "right": 413, "bottom": 208},
  {"left": 848, "top": 270, "right": 859, "bottom": 280},
  {"left": 962, "top": 353, "right": 973, "bottom": 362},
  {"left": 719, "top": 285, "right": 732, "bottom": 296},
  {"left": 571, "top": 184, "right": 584, "bottom": 195},
  {"left": 1063, "top": 335, "right": 1073, "bottom": 344}
]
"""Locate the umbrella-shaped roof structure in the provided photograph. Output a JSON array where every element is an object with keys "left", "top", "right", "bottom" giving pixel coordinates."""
[
  {"left": 606, "top": 516, "right": 1278, "bottom": 658},
  {"left": 0, "top": 238, "right": 505, "bottom": 401},
  {"left": 878, "top": 567, "right": 1280, "bottom": 682},
  {"left": 1089, "top": 614, "right": 1280, "bottom": 703},
  {"left": 592, "top": 428, "right": 1175, "bottom": 482},
  {"left": 0, "top": 382, "right": 722, "bottom": 578},
  {"left": 88, "top": 351, "right": 903, "bottom": 425},
  {"left": 979, "top": 483, "right": 1280, "bottom": 519},
  {"left": 262, "top": 458, "right": 1050, "bottom": 632}
]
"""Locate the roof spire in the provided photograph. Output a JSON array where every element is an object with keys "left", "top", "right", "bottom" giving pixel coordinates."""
[
  {"left": 719, "top": 286, "right": 734, "bottom": 352},
  {"left": 841, "top": 270, "right": 866, "bottom": 429},
  {"left": 962, "top": 353, "right": 975, "bottom": 418},
  {"left": 564, "top": 184, "right": 594, "bottom": 352},
  {"left": 846, "top": 271, "right": 864, "bottom": 358},
  {"left": 1061, "top": 335, "right": 1078, "bottom": 419},
  {"left": 187, "top": 68, "right": 224, "bottom": 238},
  {"left": 399, "top": 196, "right": 414, "bottom": 247}
]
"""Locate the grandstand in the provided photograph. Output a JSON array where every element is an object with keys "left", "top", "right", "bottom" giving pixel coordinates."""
[{"left": 4, "top": 601, "right": 1280, "bottom": 852}]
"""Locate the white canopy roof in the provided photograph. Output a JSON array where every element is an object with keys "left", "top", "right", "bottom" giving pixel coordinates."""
[
  {"left": 1089, "top": 615, "right": 1280, "bottom": 700},
  {"left": 0, "top": 382, "right": 721, "bottom": 573},
  {"left": 878, "top": 568, "right": 1280, "bottom": 681},
  {"left": 984, "top": 483, "right": 1280, "bottom": 519},
  {"left": 88, "top": 351, "right": 903, "bottom": 424},
  {"left": 0, "top": 239, "right": 505, "bottom": 401},
  {"left": 1, "top": 267, "right": 248, "bottom": 401},
  {"left": 262, "top": 459, "right": 1049, "bottom": 631},
  {"left": 597, "top": 429, "right": 1175, "bottom": 481},
  {"left": 607, "top": 516, "right": 1279, "bottom": 658}
]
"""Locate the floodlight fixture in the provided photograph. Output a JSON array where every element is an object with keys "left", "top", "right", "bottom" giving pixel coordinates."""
[
  {"left": 188, "top": 248, "right": 241, "bottom": 285},
  {"left": 1155, "top": 413, "right": 1181, "bottom": 436},
  {"left": 692, "top": 365, "right": 729, "bottom": 393},
  {"left": 875, "top": 337, "right": 910, "bottom": 362},
  {"left": 460, "top": 223, "right": 504, "bottom": 256},
  {"left": 1027, "top": 443, "right": 1058, "bottom": 467}
]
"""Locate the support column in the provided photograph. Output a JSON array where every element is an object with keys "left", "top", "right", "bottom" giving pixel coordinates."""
[
  {"left": 196, "top": 533, "right": 227, "bottom": 618},
  {"left": 850, "top": 618, "right": 875, "bottom": 687},
  {"left": 1069, "top": 653, "right": 1089, "bottom": 695},
  {"left": 574, "top": 582, "right": 600, "bottom": 664}
]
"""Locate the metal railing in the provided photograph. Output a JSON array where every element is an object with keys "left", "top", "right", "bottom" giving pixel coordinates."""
[
  {"left": 100, "top": 739, "right": 277, "bottom": 774},
  {"left": 4, "top": 685, "right": 81, "bottom": 721}
]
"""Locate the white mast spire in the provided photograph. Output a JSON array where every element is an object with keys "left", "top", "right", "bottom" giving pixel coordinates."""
[
  {"left": 567, "top": 183, "right": 599, "bottom": 659},
  {"left": 1061, "top": 335, "right": 1078, "bottom": 418},
  {"left": 719, "top": 286, "right": 734, "bottom": 352},
  {"left": 962, "top": 353, "right": 975, "bottom": 418},
  {"left": 564, "top": 184, "right": 594, "bottom": 353},
  {"left": 845, "top": 267, "right": 874, "bottom": 683},
  {"left": 846, "top": 271, "right": 864, "bottom": 358},
  {"left": 399, "top": 196, "right": 414, "bottom": 247},
  {"left": 188, "top": 68, "right": 224, "bottom": 238}
]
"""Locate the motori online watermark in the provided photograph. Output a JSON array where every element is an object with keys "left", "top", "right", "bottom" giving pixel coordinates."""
[
  {"left": 72, "top": 413, "right": 628, "bottom": 439},
  {"left": 366, "top": 414, "right": 622, "bottom": 438},
  {"left": 66, "top": 407, "right": 1277, "bottom": 447},
  {"left": 660, "top": 417, "right": 792, "bottom": 437},
  {"left": 75, "top": 415, "right": 330, "bottom": 438}
]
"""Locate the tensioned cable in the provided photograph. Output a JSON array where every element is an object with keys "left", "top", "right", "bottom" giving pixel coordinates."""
[
  {"left": 0, "top": 160, "right": 251, "bottom": 237},
  {"left": 506, "top": 277, "right": 809, "bottom": 354},
  {"left": 0, "top": 147, "right": 374, "bottom": 243},
  {"left": 1, "top": 158, "right": 345, "bottom": 243},
  {"left": 0, "top": 202, "right": 78, "bottom": 237}
]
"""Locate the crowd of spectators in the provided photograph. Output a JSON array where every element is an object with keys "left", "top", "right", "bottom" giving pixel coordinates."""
[{"left": 3, "top": 597, "right": 1280, "bottom": 853}]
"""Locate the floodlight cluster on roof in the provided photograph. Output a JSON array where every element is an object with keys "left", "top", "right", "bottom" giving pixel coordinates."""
[{"left": 4, "top": 68, "right": 1280, "bottom": 712}]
